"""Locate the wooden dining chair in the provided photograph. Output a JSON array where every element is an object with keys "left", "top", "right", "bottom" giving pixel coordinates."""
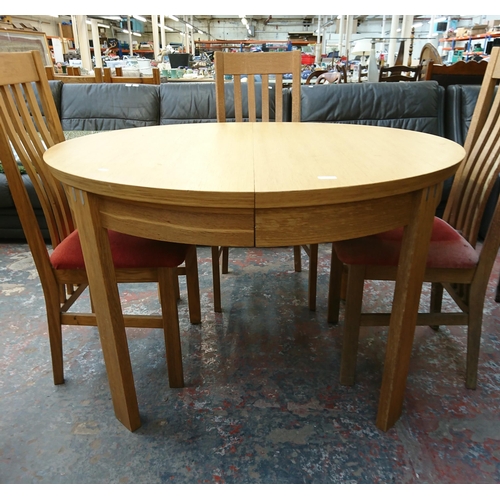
[
  {"left": 212, "top": 50, "right": 319, "bottom": 312},
  {"left": 305, "top": 69, "right": 329, "bottom": 84},
  {"left": 0, "top": 51, "right": 200, "bottom": 390},
  {"left": 306, "top": 66, "right": 347, "bottom": 85},
  {"left": 378, "top": 64, "right": 422, "bottom": 82},
  {"left": 424, "top": 59, "right": 488, "bottom": 88},
  {"left": 328, "top": 46, "right": 500, "bottom": 390},
  {"left": 45, "top": 65, "right": 104, "bottom": 83},
  {"left": 103, "top": 66, "right": 161, "bottom": 85}
]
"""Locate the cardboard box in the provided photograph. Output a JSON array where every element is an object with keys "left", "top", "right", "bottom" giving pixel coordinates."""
[{"left": 470, "top": 24, "right": 488, "bottom": 36}]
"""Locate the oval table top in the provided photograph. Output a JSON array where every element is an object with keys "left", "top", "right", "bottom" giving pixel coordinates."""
[{"left": 44, "top": 122, "right": 466, "bottom": 210}]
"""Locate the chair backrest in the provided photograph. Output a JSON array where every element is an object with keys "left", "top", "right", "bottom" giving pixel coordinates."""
[
  {"left": 419, "top": 43, "right": 443, "bottom": 80},
  {"left": 103, "top": 66, "right": 161, "bottom": 85},
  {"left": 305, "top": 69, "right": 328, "bottom": 85},
  {"left": 214, "top": 51, "right": 301, "bottom": 122},
  {"left": 379, "top": 64, "right": 422, "bottom": 82},
  {"left": 444, "top": 47, "right": 500, "bottom": 248},
  {"left": 317, "top": 65, "right": 348, "bottom": 85},
  {"left": 334, "top": 64, "right": 348, "bottom": 84},
  {"left": 45, "top": 65, "right": 104, "bottom": 84},
  {"left": 0, "top": 50, "right": 73, "bottom": 263},
  {"left": 358, "top": 65, "right": 368, "bottom": 82},
  {"left": 425, "top": 60, "right": 488, "bottom": 88}
]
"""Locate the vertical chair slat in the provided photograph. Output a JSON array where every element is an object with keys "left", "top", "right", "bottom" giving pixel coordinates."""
[
  {"left": 275, "top": 74, "right": 283, "bottom": 122},
  {"left": 445, "top": 51, "right": 500, "bottom": 227},
  {"left": 261, "top": 75, "right": 269, "bottom": 122},
  {"left": 0, "top": 88, "right": 60, "bottom": 246},
  {"left": 234, "top": 77, "right": 243, "bottom": 122},
  {"left": 248, "top": 75, "right": 256, "bottom": 122},
  {"left": 452, "top": 79, "right": 500, "bottom": 244},
  {"left": 19, "top": 82, "right": 73, "bottom": 239}
]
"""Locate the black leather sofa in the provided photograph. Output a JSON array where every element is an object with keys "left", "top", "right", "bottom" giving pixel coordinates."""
[{"left": 0, "top": 79, "right": 496, "bottom": 242}]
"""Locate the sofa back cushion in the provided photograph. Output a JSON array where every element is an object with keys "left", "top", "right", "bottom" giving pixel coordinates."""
[
  {"left": 159, "top": 82, "right": 284, "bottom": 124},
  {"left": 300, "top": 80, "right": 445, "bottom": 136},
  {"left": 60, "top": 83, "right": 160, "bottom": 130}
]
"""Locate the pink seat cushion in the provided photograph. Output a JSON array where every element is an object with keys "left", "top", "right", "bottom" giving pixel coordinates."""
[
  {"left": 333, "top": 217, "right": 479, "bottom": 269},
  {"left": 50, "top": 229, "right": 188, "bottom": 270}
]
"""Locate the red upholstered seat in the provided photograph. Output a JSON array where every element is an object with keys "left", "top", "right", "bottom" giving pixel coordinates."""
[
  {"left": 50, "top": 229, "right": 188, "bottom": 270},
  {"left": 333, "top": 217, "right": 479, "bottom": 269}
]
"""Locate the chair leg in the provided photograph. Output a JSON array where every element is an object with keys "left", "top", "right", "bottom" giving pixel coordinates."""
[
  {"left": 174, "top": 275, "right": 181, "bottom": 300},
  {"left": 294, "top": 245, "right": 302, "bottom": 272},
  {"left": 327, "top": 245, "right": 344, "bottom": 324},
  {"left": 46, "top": 291, "right": 64, "bottom": 385},
  {"left": 340, "top": 265, "right": 348, "bottom": 301},
  {"left": 430, "top": 282, "right": 444, "bottom": 330},
  {"left": 308, "top": 244, "right": 318, "bottom": 311},
  {"left": 211, "top": 246, "right": 222, "bottom": 313},
  {"left": 465, "top": 293, "right": 485, "bottom": 389},
  {"left": 158, "top": 267, "right": 184, "bottom": 388},
  {"left": 339, "top": 265, "right": 366, "bottom": 386},
  {"left": 221, "top": 247, "right": 229, "bottom": 274},
  {"left": 495, "top": 274, "right": 500, "bottom": 303},
  {"left": 184, "top": 245, "right": 201, "bottom": 324}
]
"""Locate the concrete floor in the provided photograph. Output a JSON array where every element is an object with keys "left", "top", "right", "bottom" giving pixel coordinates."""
[{"left": 1, "top": 243, "right": 500, "bottom": 483}]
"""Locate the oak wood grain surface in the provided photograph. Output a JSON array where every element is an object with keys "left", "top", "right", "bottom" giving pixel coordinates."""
[{"left": 43, "top": 121, "right": 466, "bottom": 432}]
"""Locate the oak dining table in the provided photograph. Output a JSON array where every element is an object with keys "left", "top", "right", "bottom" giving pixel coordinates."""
[{"left": 43, "top": 122, "right": 465, "bottom": 432}]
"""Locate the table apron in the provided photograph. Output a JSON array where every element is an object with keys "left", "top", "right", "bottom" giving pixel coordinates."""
[
  {"left": 255, "top": 190, "right": 424, "bottom": 246},
  {"left": 72, "top": 186, "right": 439, "bottom": 248},
  {"left": 97, "top": 196, "right": 255, "bottom": 247}
]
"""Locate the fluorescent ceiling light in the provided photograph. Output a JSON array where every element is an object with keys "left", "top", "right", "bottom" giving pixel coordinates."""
[
  {"left": 185, "top": 22, "right": 194, "bottom": 29},
  {"left": 122, "top": 29, "right": 141, "bottom": 37},
  {"left": 168, "top": 15, "right": 179, "bottom": 22},
  {"left": 100, "top": 16, "right": 122, "bottom": 21},
  {"left": 412, "top": 22, "right": 423, "bottom": 28},
  {"left": 133, "top": 15, "right": 147, "bottom": 22},
  {"left": 160, "top": 25, "right": 174, "bottom": 32},
  {"left": 86, "top": 20, "right": 110, "bottom": 28}
]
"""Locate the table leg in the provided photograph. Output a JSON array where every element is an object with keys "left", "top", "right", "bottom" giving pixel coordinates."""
[
  {"left": 376, "top": 184, "right": 442, "bottom": 431},
  {"left": 68, "top": 188, "right": 141, "bottom": 431}
]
